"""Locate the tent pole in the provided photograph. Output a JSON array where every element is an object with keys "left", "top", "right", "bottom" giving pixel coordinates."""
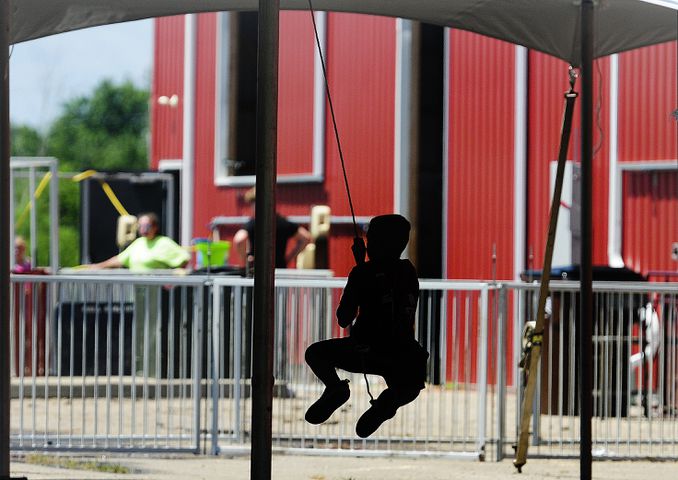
[
  {"left": 251, "top": 0, "right": 279, "bottom": 479},
  {"left": 0, "top": 0, "right": 10, "bottom": 477},
  {"left": 579, "top": 1, "right": 594, "bottom": 479}
]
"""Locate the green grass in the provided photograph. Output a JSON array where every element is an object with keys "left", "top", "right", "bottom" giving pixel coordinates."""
[{"left": 24, "top": 453, "right": 130, "bottom": 474}]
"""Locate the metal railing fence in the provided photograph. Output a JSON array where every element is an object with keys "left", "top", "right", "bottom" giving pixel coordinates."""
[
  {"left": 208, "top": 277, "right": 494, "bottom": 459},
  {"left": 504, "top": 281, "right": 678, "bottom": 460},
  {"left": 9, "top": 273, "right": 678, "bottom": 461},
  {"left": 10, "top": 274, "right": 206, "bottom": 453}
]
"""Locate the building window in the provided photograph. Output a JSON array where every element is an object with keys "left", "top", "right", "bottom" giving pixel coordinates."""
[
  {"left": 215, "top": 12, "right": 257, "bottom": 181},
  {"left": 214, "top": 11, "right": 326, "bottom": 186}
]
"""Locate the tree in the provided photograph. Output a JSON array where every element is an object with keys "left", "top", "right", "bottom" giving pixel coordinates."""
[
  {"left": 46, "top": 79, "right": 149, "bottom": 172},
  {"left": 10, "top": 124, "right": 45, "bottom": 156},
  {"left": 10, "top": 79, "right": 150, "bottom": 267}
]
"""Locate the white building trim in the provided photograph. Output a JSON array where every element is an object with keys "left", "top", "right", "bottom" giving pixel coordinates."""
[
  {"left": 181, "top": 14, "right": 197, "bottom": 246},
  {"left": 442, "top": 29, "right": 450, "bottom": 278},
  {"left": 607, "top": 54, "right": 624, "bottom": 267},
  {"left": 513, "top": 46, "right": 528, "bottom": 279},
  {"left": 394, "top": 18, "right": 413, "bottom": 217}
]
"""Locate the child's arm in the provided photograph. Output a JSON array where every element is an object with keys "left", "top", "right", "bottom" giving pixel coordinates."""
[
  {"left": 396, "top": 261, "right": 420, "bottom": 334},
  {"left": 336, "top": 267, "right": 360, "bottom": 328}
]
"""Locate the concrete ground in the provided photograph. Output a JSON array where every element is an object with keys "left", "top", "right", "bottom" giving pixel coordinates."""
[{"left": 9, "top": 453, "right": 678, "bottom": 480}]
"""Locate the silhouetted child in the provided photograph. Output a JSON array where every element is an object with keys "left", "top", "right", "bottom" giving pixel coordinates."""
[{"left": 304, "top": 214, "right": 429, "bottom": 438}]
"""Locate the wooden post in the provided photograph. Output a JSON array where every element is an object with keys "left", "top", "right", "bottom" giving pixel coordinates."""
[
  {"left": 0, "top": 0, "right": 11, "bottom": 477},
  {"left": 251, "top": 0, "right": 279, "bottom": 479},
  {"left": 579, "top": 1, "right": 594, "bottom": 479}
]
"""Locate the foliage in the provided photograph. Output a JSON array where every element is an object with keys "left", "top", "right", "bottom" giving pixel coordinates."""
[
  {"left": 47, "top": 79, "right": 149, "bottom": 172},
  {"left": 10, "top": 124, "right": 45, "bottom": 156},
  {"left": 11, "top": 79, "right": 149, "bottom": 267}
]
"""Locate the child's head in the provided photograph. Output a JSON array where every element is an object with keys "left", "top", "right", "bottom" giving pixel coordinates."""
[{"left": 366, "top": 214, "right": 410, "bottom": 261}]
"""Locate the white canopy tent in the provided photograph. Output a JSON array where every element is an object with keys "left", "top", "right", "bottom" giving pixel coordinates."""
[
  {"left": 5, "top": 0, "right": 678, "bottom": 66},
  {"left": 2, "top": 1, "right": 678, "bottom": 479}
]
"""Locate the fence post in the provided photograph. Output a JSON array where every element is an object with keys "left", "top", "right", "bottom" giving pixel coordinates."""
[
  {"left": 496, "top": 285, "right": 508, "bottom": 461},
  {"left": 192, "top": 285, "right": 203, "bottom": 454},
  {"left": 233, "top": 285, "right": 243, "bottom": 444},
  {"left": 477, "top": 286, "right": 489, "bottom": 460},
  {"left": 531, "top": 289, "right": 540, "bottom": 446},
  {"left": 211, "top": 281, "right": 221, "bottom": 455}
]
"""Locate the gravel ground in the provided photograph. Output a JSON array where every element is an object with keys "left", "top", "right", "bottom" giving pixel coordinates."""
[{"left": 10, "top": 453, "right": 678, "bottom": 480}]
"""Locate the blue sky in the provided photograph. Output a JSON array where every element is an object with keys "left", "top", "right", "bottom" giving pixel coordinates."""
[{"left": 9, "top": 19, "right": 153, "bottom": 130}]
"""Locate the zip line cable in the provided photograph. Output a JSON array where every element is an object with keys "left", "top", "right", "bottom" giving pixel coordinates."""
[
  {"left": 307, "top": 0, "right": 360, "bottom": 242},
  {"left": 307, "top": 1, "right": 373, "bottom": 401}
]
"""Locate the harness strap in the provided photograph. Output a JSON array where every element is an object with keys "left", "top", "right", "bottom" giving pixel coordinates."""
[{"left": 514, "top": 66, "right": 579, "bottom": 473}]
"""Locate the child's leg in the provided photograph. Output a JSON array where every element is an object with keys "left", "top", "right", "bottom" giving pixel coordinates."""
[
  {"left": 305, "top": 337, "right": 364, "bottom": 387},
  {"left": 355, "top": 386, "right": 421, "bottom": 438},
  {"left": 304, "top": 337, "right": 363, "bottom": 425}
]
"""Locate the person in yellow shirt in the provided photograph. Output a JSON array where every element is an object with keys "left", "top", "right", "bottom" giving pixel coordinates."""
[
  {"left": 82, "top": 212, "right": 190, "bottom": 376},
  {"left": 85, "top": 212, "right": 189, "bottom": 271}
]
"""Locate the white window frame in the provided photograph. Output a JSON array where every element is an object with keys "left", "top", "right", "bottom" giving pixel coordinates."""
[{"left": 214, "top": 11, "right": 326, "bottom": 186}]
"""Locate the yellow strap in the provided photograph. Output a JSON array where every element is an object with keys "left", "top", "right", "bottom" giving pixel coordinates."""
[
  {"left": 71, "top": 169, "right": 97, "bottom": 182},
  {"left": 99, "top": 181, "right": 130, "bottom": 216},
  {"left": 72, "top": 169, "right": 129, "bottom": 217},
  {"left": 16, "top": 168, "right": 130, "bottom": 230},
  {"left": 15, "top": 171, "right": 52, "bottom": 230}
]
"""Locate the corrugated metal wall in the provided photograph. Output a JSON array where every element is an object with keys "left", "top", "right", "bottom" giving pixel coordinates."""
[
  {"left": 321, "top": 12, "right": 397, "bottom": 218},
  {"left": 151, "top": 13, "right": 397, "bottom": 276},
  {"left": 445, "top": 30, "right": 515, "bottom": 281},
  {"left": 277, "top": 12, "right": 315, "bottom": 176},
  {"left": 618, "top": 44, "right": 677, "bottom": 162},
  {"left": 619, "top": 43, "right": 678, "bottom": 275},
  {"left": 151, "top": 17, "right": 678, "bottom": 390},
  {"left": 151, "top": 16, "right": 185, "bottom": 164},
  {"left": 321, "top": 13, "right": 396, "bottom": 276},
  {"left": 526, "top": 53, "right": 610, "bottom": 270},
  {"left": 192, "top": 13, "right": 219, "bottom": 235},
  {"left": 152, "top": 17, "right": 678, "bottom": 281},
  {"left": 526, "top": 53, "right": 569, "bottom": 270},
  {"left": 623, "top": 171, "right": 678, "bottom": 275},
  {"left": 589, "top": 58, "right": 612, "bottom": 267},
  {"left": 444, "top": 31, "right": 516, "bottom": 384}
]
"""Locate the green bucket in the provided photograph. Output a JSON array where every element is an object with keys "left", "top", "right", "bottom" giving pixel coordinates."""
[{"left": 194, "top": 240, "right": 231, "bottom": 267}]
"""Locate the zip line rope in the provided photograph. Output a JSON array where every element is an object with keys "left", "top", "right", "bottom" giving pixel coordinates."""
[
  {"left": 307, "top": 1, "right": 373, "bottom": 403},
  {"left": 307, "top": 0, "right": 361, "bottom": 244}
]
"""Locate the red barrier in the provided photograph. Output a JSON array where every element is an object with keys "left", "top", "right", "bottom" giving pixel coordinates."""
[{"left": 12, "top": 270, "right": 48, "bottom": 376}]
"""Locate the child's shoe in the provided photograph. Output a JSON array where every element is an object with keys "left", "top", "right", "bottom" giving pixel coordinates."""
[
  {"left": 355, "top": 400, "right": 396, "bottom": 438},
  {"left": 305, "top": 379, "right": 350, "bottom": 425}
]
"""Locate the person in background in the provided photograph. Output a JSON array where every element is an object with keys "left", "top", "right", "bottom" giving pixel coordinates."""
[
  {"left": 233, "top": 187, "right": 311, "bottom": 269},
  {"left": 82, "top": 212, "right": 189, "bottom": 376},
  {"left": 12, "top": 236, "right": 32, "bottom": 273},
  {"left": 84, "top": 212, "right": 189, "bottom": 272}
]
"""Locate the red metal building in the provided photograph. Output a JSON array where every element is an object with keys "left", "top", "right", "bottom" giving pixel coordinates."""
[
  {"left": 151, "top": 12, "right": 678, "bottom": 282},
  {"left": 150, "top": 12, "right": 677, "bottom": 389}
]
